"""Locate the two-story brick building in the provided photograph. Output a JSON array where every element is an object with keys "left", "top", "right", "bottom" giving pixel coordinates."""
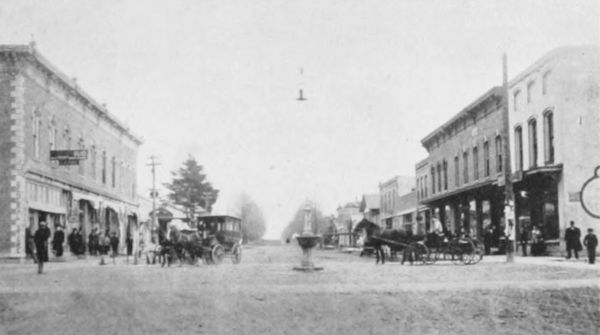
[
  {"left": 417, "top": 87, "right": 506, "bottom": 242},
  {"left": 508, "top": 46, "right": 600, "bottom": 254},
  {"left": 0, "top": 44, "right": 142, "bottom": 258},
  {"left": 379, "top": 176, "right": 416, "bottom": 230}
]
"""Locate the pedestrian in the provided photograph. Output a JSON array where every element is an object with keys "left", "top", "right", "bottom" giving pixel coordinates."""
[
  {"left": 52, "top": 225, "right": 65, "bottom": 257},
  {"left": 565, "top": 220, "right": 582, "bottom": 259},
  {"left": 126, "top": 233, "right": 133, "bottom": 256},
  {"left": 583, "top": 228, "right": 598, "bottom": 264},
  {"left": 34, "top": 221, "right": 51, "bottom": 274},
  {"left": 520, "top": 225, "right": 530, "bottom": 257},
  {"left": 531, "top": 225, "right": 544, "bottom": 256},
  {"left": 75, "top": 228, "right": 85, "bottom": 255},
  {"left": 483, "top": 224, "right": 494, "bottom": 255},
  {"left": 68, "top": 228, "right": 78, "bottom": 255},
  {"left": 25, "top": 226, "right": 36, "bottom": 261},
  {"left": 88, "top": 227, "right": 99, "bottom": 256},
  {"left": 110, "top": 231, "right": 119, "bottom": 264}
]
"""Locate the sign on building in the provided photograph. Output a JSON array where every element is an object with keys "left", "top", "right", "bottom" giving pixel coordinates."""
[
  {"left": 580, "top": 166, "right": 600, "bottom": 218},
  {"left": 50, "top": 150, "right": 88, "bottom": 166}
]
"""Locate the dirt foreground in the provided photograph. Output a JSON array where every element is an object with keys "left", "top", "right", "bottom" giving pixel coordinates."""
[{"left": 1, "top": 243, "right": 599, "bottom": 335}]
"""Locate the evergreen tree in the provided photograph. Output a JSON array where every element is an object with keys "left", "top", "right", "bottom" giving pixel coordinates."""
[{"left": 164, "top": 156, "right": 218, "bottom": 220}]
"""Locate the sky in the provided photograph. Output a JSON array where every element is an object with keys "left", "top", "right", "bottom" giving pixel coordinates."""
[{"left": 1, "top": 0, "right": 598, "bottom": 238}]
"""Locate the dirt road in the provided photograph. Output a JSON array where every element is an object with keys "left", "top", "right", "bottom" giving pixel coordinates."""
[{"left": 1, "top": 243, "right": 599, "bottom": 335}]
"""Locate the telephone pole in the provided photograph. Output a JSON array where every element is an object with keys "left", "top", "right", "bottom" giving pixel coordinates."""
[
  {"left": 502, "top": 54, "right": 516, "bottom": 263},
  {"left": 147, "top": 156, "right": 161, "bottom": 231}
]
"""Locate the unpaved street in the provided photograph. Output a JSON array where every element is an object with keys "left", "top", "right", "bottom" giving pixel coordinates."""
[{"left": 1, "top": 243, "right": 600, "bottom": 335}]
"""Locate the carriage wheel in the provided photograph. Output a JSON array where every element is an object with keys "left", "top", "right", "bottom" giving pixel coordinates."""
[
  {"left": 202, "top": 250, "right": 212, "bottom": 265},
  {"left": 231, "top": 244, "right": 242, "bottom": 264},
  {"left": 211, "top": 244, "right": 225, "bottom": 265},
  {"left": 410, "top": 242, "right": 433, "bottom": 265}
]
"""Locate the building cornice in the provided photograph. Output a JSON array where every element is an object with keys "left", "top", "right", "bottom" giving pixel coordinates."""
[{"left": 0, "top": 44, "right": 143, "bottom": 145}]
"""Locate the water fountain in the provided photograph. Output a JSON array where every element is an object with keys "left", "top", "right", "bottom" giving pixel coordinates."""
[{"left": 293, "top": 202, "right": 323, "bottom": 272}]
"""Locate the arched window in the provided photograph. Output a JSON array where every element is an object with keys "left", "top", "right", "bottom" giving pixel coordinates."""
[
  {"left": 514, "top": 126, "right": 523, "bottom": 171},
  {"left": 483, "top": 141, "right": 490, "bottom": 177},
  {"left": 454, "top": 155, "right": 460, "bottom": 187},
  {"left": 431, "top": 167, "right": 436, "bottom": 194},
  {"left": 443, "top": 160, "right": 448, "bottom": 191},
  {"left": 32, "top": 113, "right": 41, "bottom": 159},
  {"left": 90, "top": 145, "right": 97, "bottom": 180},
  {"left": 48, "top": 116, "right": 57, "bottom": 152},
  {"left": 472, "top": 146, "right": 479, "bottom": 180},
  {"left": 463, "top": 151, "right": 469, "bottom": 184},
  {"left": 513, "top": 90, "right": 521, "bottom": 112},
  {"left": 78, "top": 137, "right": 85, "bottom": 175},
  {"left": 111, "top": 156, "right": 116, "bottom": 188},
  {"left": 542, "top": 71, "right": 551, "bottom": 95},
  {"left": 527, "top": 81, "right": 536, "bottom": 103},
  {"left": 495, "top": 136, "right": 503, "bottom": 173},
  {"left": 437, "top": 163, "right": 442, "bottom": 192},
  {"left": 544, "top": 111, "right": 554, "bottom": 164},
  {"left": 102, "top": 151, "right": 107, "bottom": 184},
  {"left": 528, "top": 118, "right": 538, "bottom": 168}
]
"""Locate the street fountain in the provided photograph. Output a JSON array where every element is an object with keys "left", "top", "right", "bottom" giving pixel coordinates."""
[{"left": 293, "top": 202, "right": 323, "bottom": 272}]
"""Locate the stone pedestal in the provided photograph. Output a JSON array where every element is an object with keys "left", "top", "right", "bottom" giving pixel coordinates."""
[{"left": 293, "top": 235, "right": 323, "bottom": 272}]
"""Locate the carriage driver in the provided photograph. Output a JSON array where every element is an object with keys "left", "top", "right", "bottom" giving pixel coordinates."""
[{"left": 429, "top": 217, "right": 445, "bottom": 246}]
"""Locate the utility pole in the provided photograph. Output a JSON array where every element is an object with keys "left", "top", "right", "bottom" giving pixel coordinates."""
[
  {"left": 147, "top": 156, "right": 161, "bottom": 232},
  {"left": 502, "top": 54, "right": 516, "bottom": 263}
]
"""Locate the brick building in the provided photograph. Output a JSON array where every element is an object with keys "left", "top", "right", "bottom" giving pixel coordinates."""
[
  {"left": 0, "top": 44, "right": 142, "bottom": 257},
  {"left": 507, "top": 46, "right": 600, "bottom": 254},
  {"left": 416, "top": 87, "right": 506, "bottom": 242}
]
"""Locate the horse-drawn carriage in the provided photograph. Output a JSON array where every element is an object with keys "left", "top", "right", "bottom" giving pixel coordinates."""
[{"left": 151, "top": 215, "right": 243, "bottom": 266}]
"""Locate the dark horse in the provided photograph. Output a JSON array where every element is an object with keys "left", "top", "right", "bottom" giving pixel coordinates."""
[
  {"left": 158, "top": 227, "right": 204, "bottom": 266},
  {"left": 354, "top": 218, "right": 425, "bottom": 265}
]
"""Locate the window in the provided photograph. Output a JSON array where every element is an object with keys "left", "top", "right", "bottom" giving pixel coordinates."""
[
  {"left": 78, "top": 138, "right": 85, "bottom": 175},
  {"left": 431, "top": 167, "right": 436, "bottom": 194},
  {"left": 443, "top": 160, "right": 448, "bottom": 191},
  {"left": 111, "top": 156, "right": 116, "bottom": 188},
  {"left": 64, "top": 126, "right": 71, "bottom": 150},
  {"left": 515, "top": 126, "right": 523, "bottom": 171},
  {"left": 513, "top": 90, "right": 521, "bottom": 112},
  {"left": 32, "top": 115, "right": 41, "bottom": 159},
  {"left": 473, "top": 146, "right": 479, "bottom": 180},
  {"left": 495, "top": 136, "right": 503, "bottom": 173},
  {"left": 463, "top": 151, "right": 469, "bottom": 184},
  {"left": 483, "top": 141, "right": 490, "bottom": 177},
  {"left": 437, "top": 163, "right": 442, "bottom": 193},
  {"left": 48, "top": 117, "right": 57, "bottom": 152},
  {"left": 544, "top": 111, "right": 554, "bottom": 164},
  {"left": 424, "top": 175, "right": 428, "bottom": 197},
  {"left": 90, "top": 146, "right": 97, "bottom": 179},
  {"left": 527, "top": 81, "right": 536, "bottom": 103},
  {"left": 542, "top": 71, "right": 551, "bottom": 95},
  {"left": 454, "top": 156, "right": 460, "bottom": 187},
  {"left": 102, "top": 151, "right": 107, "bottom": 184},
  {"left": 528, "top": 119, "right": 538, "bottom": 168}
]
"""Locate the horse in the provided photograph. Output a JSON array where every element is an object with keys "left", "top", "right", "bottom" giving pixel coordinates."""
[
  {"left": 354, "top": 219, "right": 425, "bottom": 265},
  {"left": 158, "top": 227, "right": 204, "bottom": 266}
]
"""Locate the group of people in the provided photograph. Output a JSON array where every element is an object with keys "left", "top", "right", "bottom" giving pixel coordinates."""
[
  {"left": 26, "top": 222, "right": 124, "bottom": 274},
  {"left": 518, "top": 225, "right": 546, "bottom": 257},
  {"left": 564, "top": 221, "right": 598, "bottom": 264}
]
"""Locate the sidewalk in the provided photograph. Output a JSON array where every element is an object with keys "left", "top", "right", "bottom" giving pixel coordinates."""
[{"left": 480, "top": 254, "right": 599, "bottom": 269}]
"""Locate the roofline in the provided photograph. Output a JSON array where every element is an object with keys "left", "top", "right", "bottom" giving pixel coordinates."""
[
  {"left": 508, "top": 45, "right": 599, "bottom": 88},
  {"left": 0, "top": 44, "right": 143, "bottom": 145},
  {"left": 420, "top": 86, "right": 504, "bottom": 146}
]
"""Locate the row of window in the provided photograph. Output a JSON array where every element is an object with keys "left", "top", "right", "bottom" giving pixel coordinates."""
[
  {"left": 513, "top": 71, "right": 551, "bottom": 112},
  {"left": 514, "top": 111, "right": 554, "bottom": 171},
  {"left": 31, "top": 113, "right": 136, "bottom": 198},
  {"left": 417, "top": 135, "right": 504, "bottom": 201}
]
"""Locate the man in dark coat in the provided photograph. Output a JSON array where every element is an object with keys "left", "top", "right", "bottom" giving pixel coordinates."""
[
  {"left": 89, "top": 227, "right": 99, "bottom": 255},
  {"left": 565, "top": 220, "right": 582, "bottom": 259},
  {"left": 52, "top": 225, "right": 65, "bottom": 257},
  {"left": 583, "top": 228, "right": 598, "bottom": 264},
  {"left": 110, "top": 232, "right": 119, "bottom": 264},
  {"left": 68, "top": 228, "right": 78, "bottom": 255},
  {"left": 34, "top": 221, "right": 51, "bottom": 274}
]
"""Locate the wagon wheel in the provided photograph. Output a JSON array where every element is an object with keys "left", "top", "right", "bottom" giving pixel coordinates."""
[
  {"left": 231, "top": 244, "right": 242, "bottom": 264},
  {"left": 211, "top": 244, "right": 225, "bottom": 265},
  {"left": 410, "top": 242, "right": 433, "bottom": 265}
]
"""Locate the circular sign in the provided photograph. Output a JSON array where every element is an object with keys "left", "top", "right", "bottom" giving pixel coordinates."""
[{"left": 580, "top": 166, "right": 600, "bottom": 218}]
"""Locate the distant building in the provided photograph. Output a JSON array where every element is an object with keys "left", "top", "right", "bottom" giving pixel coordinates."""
[
  {"left": 507, "top": 46, "right": 600, "bottom": 254},
  {"left": 379, "top": 176, "right": 415, "bottom": 230},
  {"left": 335, "top": 202, "right": 361, "bottom": 247},
  {"left": 0, "top": 44, "right": 142, "bottom": 257},
  {"left": 360, "top": 194, "right": 380, "bottom": 226},
  {"left": 417, "top": 87, "right": 506, "bottom": 242}
]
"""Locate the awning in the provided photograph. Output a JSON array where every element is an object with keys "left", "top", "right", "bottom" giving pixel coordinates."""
[{"left": 27, "top": 201, "right": 67, "bottom": 214}]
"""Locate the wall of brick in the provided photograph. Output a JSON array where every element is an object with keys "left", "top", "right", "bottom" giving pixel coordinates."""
[{"left": 0, "top": 62, "right": 15, "bottom": 255}]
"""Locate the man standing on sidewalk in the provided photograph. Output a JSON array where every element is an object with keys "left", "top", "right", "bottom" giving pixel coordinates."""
[
  {"left": 34, "top": 221, "right": 51, "bottom": 274},
  {"left": 565, "top": 221, "right": 582, "bottom": 260},
  {"left": 583, "top": 228, "right": 597, "bottom": 264}
]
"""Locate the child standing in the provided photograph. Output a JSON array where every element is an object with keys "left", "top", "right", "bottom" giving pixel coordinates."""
[{"left": 583, "top": 228, "right": 598, "bottom": 264}]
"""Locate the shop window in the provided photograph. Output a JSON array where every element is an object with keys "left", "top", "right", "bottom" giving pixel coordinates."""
[
  {"left": 483, "top": 141, "right": 490, "bottom": 177},
  {"left": 543, "top": 111, "right": 554, "bottom": 164},
  {"left": 515, "top": 126, "right": 523, "bottom": 171},
  {"left": 528, "top": 119, "right": 538, "bottom": 168},
  {"left": 495, "top": 136, "right": 503, "bottom": 173}
]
